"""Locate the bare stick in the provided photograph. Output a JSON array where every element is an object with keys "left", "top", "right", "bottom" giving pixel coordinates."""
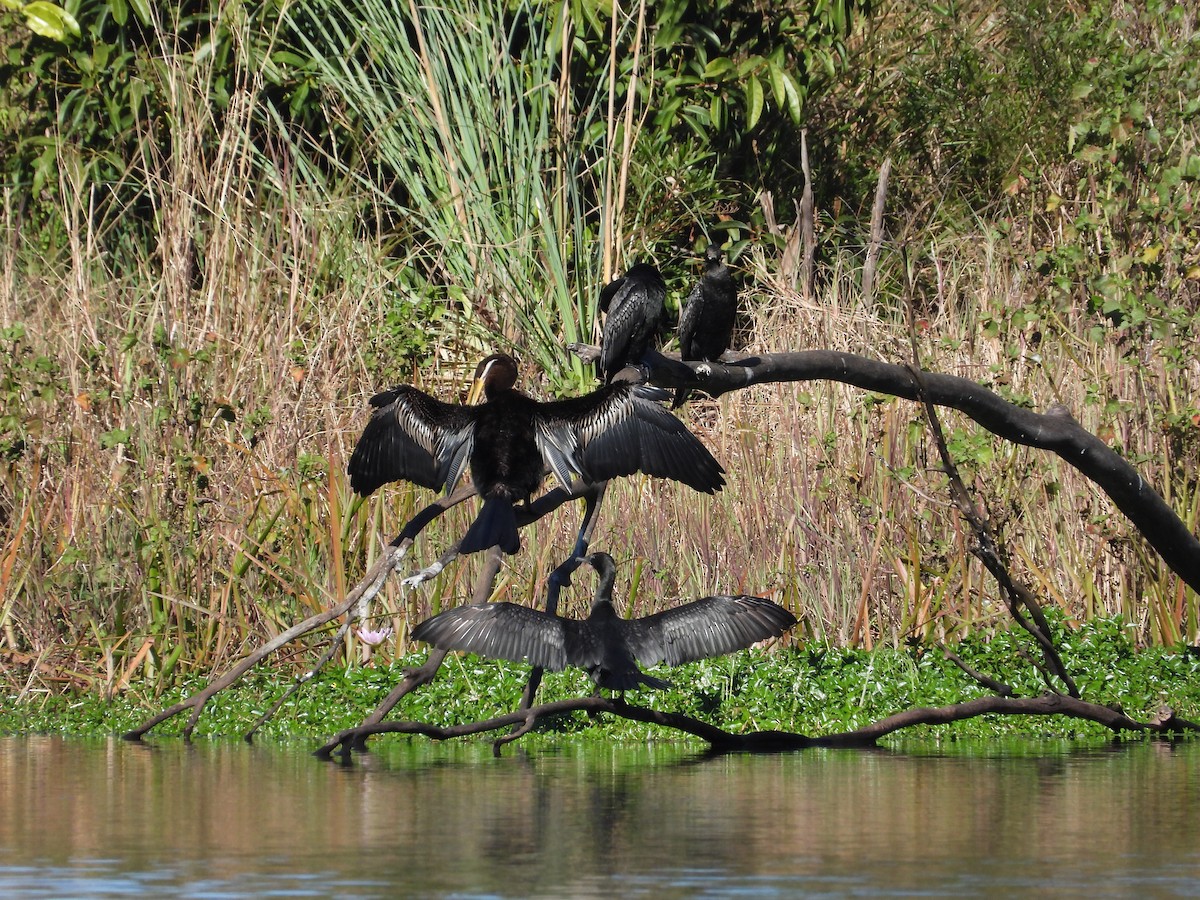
[
  {"left": 907, "top": 362, "right": 1079, "bottom": 696},
  {"left": 861, "top": 157, "right": 892, "bottom": 303},
  {"left": 836, "top": 694, "right": 1199, "bottom": 743},
  {"left": 122, "top": 485, "right": 480, "bottom": 741},
  {"left": 942, "top": 647, "right": 1014, "bottom": 697},
  {"left": 122, "top": 544, "right": 406, "bottom": 741},
  {"left": 243, "top": 617, "right": 354, "bottom": 742},
  {"left": 799, "top": 130, "right": 816, "bottom": 300},
  {"left": 337, "top": 546, "right": 507, "bottom": 755}
]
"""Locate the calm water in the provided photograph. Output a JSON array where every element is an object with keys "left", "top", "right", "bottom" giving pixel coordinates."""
[{"left": 1, "top": 735, "right": 1198, "bottom": 898}]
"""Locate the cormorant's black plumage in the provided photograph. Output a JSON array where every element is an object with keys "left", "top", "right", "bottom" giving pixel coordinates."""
[
  {"left": 598, "top": 263, "right": 666, "bottom": 383},
  {"left": 674, "top": 245, "right": 738, "bottom": 407},
  {"left": 348, "top": 355, "right": 725, "bottom": 554},
  {"left": 410, "top": 552, "right": 797, "bottom": 692}
]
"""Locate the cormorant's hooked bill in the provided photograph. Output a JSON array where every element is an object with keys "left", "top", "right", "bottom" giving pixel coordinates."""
[
  {"left": 410, "top": 551, "right": 796, "bottom": 692},
  {"left": 347, "top": 354, "right": 725, "bottom": 554}
]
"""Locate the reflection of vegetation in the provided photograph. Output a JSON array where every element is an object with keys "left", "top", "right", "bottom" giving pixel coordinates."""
[{"left": 1, "top": 0, "right": 1197, "bottom": 702}]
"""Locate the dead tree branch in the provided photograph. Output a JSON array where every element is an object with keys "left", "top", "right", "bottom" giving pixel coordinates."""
[
  {"left": 314, "top": 691, "right": 1199, "bottom": 760},
  {"left": 941, "top": 648, "right": 1014, "bottom": 697},
  {"left": 906, "top": 362, "right": 1079, "bottom": 697},
  {"left": 604, "top": 348, "right": 1200, "bottom": 594},
  {"left": 124, "top": 484, "right": 476, "bottom": 740},
  {"left": 123, "top": 468, "right": 613, "bottom": 741}
]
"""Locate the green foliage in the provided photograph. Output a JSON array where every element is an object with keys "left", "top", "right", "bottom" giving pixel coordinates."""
[
  {"left": 2, "top": 0, "right": 1198, "bottom": 706},
  {"left": 3, "top": 620, "right": 1197, "bottom": 741},
  {"left": 282, "top": 0, "right": 615, "bottom": 384},
  {"left": 604, "top": 0, "right": 865, "bottom": 157},
  {"left": 0, "top": 323, "right": 63, "bottom": 462},
  {"left": 0, "top": 0, "right": 301, "bottom": 260},
  {"left": 565, "top": 0, "right": 868, "bottom": 241},
  {"left": 1032, "top": 2, "right": 1200, "bottom": 341},
  {"left": 2, "top": 0, "right": 81, "bottom": 42}
]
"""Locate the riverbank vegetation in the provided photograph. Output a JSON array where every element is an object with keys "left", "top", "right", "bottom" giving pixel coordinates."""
[
  {"left": 2, "top": 0, "right": 1198, "bottom": 732},
  {"left": 4, "top": 615, "right": 1198, "bottom": 742}
]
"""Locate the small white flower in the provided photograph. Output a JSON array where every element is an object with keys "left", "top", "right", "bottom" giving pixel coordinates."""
[{"left": 356, "top": 625, "right": 393, "bottom": 647}]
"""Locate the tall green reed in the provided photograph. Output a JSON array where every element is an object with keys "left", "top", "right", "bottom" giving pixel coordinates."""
[{"left": 286, "top": 0, "right": 659, "bottom": 387}]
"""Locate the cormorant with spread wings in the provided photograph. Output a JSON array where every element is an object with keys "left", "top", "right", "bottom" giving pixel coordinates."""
[{"left": 411, "top": 551, "right": 796, "bottom": 692}]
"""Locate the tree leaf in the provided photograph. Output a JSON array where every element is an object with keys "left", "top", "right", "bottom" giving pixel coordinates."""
[
  {"left": 767, "top": 61, "right": 786, "bottom": 110},
  {"left": 703, "top": 57, "right": 735, "bottom": 80},
  {"left": 745, "top": 75, "right": 764, "bottom": 130},
  {"left": 22, "top": 1, "right": 81, "bottom": 41},
  {"left": 128, "top": 0, "right": 153, "bottom": 26},
  {"left": 779, "top": 69, "right": 805, "bottom": 124},
  {"left": 710, "top": 93, "right": 725, "bottom": 130}
]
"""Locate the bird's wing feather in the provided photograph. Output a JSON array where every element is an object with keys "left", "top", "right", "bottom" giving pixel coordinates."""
[
  {"left": 410, "top": 603, "right": 569, "bottom": 670},
  {"left": 621, "top": 595, "right": 796, "bottom": 666},
  {"left": 598, "top": 279, "right": 638, "bottom": 379},
  {"left": 535, "top": 385, "right": 725, "bottom": 493},
  {"left": 561, "top": 619, "right": 604, "bottom": 668},
  {"left": 598, "top": 267, "right": 666, "bottom": 380},
  {"left": 677, "top": 280, "right": 702, "bottom": 359},
  {"left": 347, "top": 386, "right": 476, "bottom": 496},
  {"left": 598, "top": 274, "right": 625, "bottom": 314}
]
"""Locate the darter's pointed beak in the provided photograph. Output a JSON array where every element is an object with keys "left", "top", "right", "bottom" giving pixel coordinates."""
[
  {"left": 466, "top": 375, "right": 486, "bottom": 406},
  {"left": 466, "top": 358, "right": 495, "bottom": 406}
]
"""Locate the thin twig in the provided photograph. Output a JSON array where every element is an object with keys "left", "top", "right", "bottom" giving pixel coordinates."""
[
  {"left": 942, "top": 647, "right": 1014, "bottom": 697},
  {"left": 243, "top": 617, "right": 353, "bottom": 742}
]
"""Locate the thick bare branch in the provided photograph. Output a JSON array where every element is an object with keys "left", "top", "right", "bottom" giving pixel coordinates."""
[
  {"left": 314, "top": 690, "right": 1199, "bottom": 760},
  {"left": 122, "top": 485, "right": 486, "bottom": 741},
  {"left": 352, "top": 548, "right": 506, "bottom": 742},
  {"left": 836, "top": 694, "right": 1199, "bottom": 742},
  {"left": 612, "top": 348, "right": 1200, "bottom": 594}
]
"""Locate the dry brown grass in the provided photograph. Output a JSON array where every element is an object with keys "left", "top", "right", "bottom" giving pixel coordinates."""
[{"left": 3, "top": 33, "right": 1198, "bottom": 696}]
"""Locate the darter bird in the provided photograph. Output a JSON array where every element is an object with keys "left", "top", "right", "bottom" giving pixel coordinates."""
[{"left": 348, "top": 354, "right": 725, "bottom": 555}]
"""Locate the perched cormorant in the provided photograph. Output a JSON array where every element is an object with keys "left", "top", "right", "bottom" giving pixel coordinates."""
[
  {"left": 348, "top": 354, "right": 725, "bottom": 555},
  {"left": 674, "top": 244, "right": 738, "bottom": 407},
  {"left": 598, "top": 263, "right": 667, "bottom": 383},
  {"left": 410, "top": 551, "right": 797, "bottom": 692}
]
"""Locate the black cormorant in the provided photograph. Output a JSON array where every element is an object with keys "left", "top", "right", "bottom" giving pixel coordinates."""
[
  {"left": 410, "top": 551, "right": 796, "bottom": 692},
  {"left": 598, "top": 263, "right": 667, "bottom": 383},
  {"left": 348, "top": 354, "right": 725, "bottom": 555},
  {"left": 674, "top": 244, "right": 737, "bottom": 407}
]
